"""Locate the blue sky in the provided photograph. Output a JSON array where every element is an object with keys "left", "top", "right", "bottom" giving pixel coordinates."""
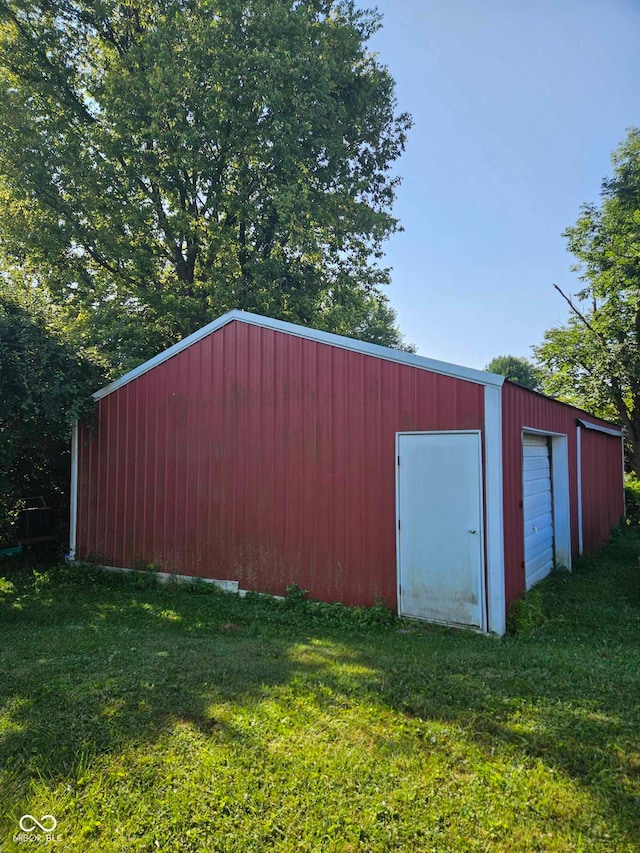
[{"left": 365, "top": 0, "right": 640, "bottom": 368}]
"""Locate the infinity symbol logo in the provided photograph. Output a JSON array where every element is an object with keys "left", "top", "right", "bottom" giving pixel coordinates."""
[{"left": 19, "top": 815, "right": 57, "bottom": 832}]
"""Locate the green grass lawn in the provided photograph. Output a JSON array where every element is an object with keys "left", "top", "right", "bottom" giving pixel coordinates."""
[{"left": 1, "top": 532, "right": 639, "bottom": 852}]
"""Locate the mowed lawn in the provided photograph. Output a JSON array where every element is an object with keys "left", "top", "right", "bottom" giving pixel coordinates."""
[{"left": 0, "top": 534, "right": 639, "bottom": 852}]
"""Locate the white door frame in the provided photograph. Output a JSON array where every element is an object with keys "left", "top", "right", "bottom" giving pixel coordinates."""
[
  {"left": 521, "top": 427, "right": 571, "bottom": 573},
  {"left": 395, "top": 430, "right": 487, "bottom": 632}
]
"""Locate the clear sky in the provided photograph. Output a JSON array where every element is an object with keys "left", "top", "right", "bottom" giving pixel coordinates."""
[{"left": 365, "top": 0, "right": 640, "bottom": 368}]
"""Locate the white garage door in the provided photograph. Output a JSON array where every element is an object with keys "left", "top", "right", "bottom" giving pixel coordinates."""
[{"left": 523, "top": 434, "right": 554, "bottom": 589}]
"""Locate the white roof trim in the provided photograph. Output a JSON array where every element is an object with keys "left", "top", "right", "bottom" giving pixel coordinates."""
[
  {"left": 576, "top": 418, "right": 623, "bottom": 438},
  {"left": 93, "top": 309, "right": 505, "bottom": 400}
]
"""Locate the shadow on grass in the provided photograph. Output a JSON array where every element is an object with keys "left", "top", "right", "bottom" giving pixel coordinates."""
[{"left": 0, "top": 539, "right": 639, "bottom": 843}]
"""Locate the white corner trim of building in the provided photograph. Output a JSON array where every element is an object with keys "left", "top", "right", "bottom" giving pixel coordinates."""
[
  {"left": 483, "top": 385, "right": 506, "bottom": 636},
  {"left": 576, "top": 424, "right": 583, "bottom": 556},
  {"left": 69, "top": 419, "right": 79, "bottom": 560}
]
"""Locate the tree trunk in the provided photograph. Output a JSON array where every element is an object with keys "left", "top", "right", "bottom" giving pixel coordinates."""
[{"left": 629, "top": 417, "right": 640, "bottom": 478}]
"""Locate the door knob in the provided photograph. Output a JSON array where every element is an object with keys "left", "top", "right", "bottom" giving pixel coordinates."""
[{"left": 469, "top": 529, "right": 477, "bottom": 534}]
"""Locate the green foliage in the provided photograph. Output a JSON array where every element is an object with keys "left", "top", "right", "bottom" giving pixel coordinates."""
[
  {"left": 282, "top": 583, "right": 396, "bottom": 626},
  {"left": 0, "top": 282, "right": 107, "bottom": 541},
  {"left": 485, "top": 354, "right": 542, "bottom": 390},
  {"left": 0, "top": 0, "right": 413, "bottom": 372},
  {"left": 623, "top": 472, "right": 640, "bottom": 523},
  {"left": 506, "top": 588, "right": 546, "bottom": 635},
  {"left": 284, "top": 582, "right": 308, "bottom": 605},
  {"left": 535, "top": 128, "right": 640, "bottom": 471}
]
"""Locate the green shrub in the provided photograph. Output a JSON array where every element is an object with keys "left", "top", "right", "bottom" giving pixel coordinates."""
[
  {"left": 624, "top": 472, "right": 640, "bottom": 523},
  {"left": 506, "top": 588, "right": 546, "bottom": 635},
  {"left": 284, "top": 583, "right": 309, "bottom": 608}
]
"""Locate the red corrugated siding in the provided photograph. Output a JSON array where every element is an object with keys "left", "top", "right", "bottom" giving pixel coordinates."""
[
  {"left": 502, "top": 382, "right": 624, "bottom": 606},
  {"left": 77, "top": 321, "right": 485, "bottom": 607},
  {"left": 580, "top": 428, "right": 625, "bottom": 554}
]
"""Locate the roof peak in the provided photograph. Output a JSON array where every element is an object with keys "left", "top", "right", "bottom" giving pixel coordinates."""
[{"left": 93, "top": 309, "right": 505, "bottom": 400}]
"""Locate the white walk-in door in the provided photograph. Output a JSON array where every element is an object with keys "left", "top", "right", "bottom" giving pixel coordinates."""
[
  {"left": 397, "top": 432, "right": 485, "bottom": 629},
  {"left": 523, "top": 433, "right": 554, "bottom": 588}
]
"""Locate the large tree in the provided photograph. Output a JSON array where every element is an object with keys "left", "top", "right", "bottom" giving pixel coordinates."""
[
  {"left": 485, "top": 355, "right": 542, "bottom": 391},
  {"left": 0, "top": 0, "right": 412, "bottom": 372},
  {"left": 536, "top": 128, "right": 640, "bottom": 473}
]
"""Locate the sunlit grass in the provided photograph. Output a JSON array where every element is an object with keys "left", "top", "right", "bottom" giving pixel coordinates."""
[{"left": 1, "top": 531, "right": 639, "bottom": 851}]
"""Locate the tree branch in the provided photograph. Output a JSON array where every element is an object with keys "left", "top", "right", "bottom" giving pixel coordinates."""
[{"left": 553, "top": 282, "right": 631, "bottom": 426}]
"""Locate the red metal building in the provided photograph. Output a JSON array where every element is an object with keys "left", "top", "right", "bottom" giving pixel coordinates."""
[{"left": 70, "top": 311, "right": 624, "bottom": 635}]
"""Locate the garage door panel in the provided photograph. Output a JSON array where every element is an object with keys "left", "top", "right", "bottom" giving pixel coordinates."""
[
  {"left": 525, "top": 511, "right": 553, "bottom": 534},
  {"left": 523, "top": 476, "right": 551, "bottom": 493},
  {"left": 527, "top": 558, "right": 554, "bottom": 588},
  {"left": 523, "top": 466, "right": 551, "bottom": 482},
  {"left": 524, "top": 495, "right": 553, "bottom": 517},
  {"left": 524, "top": 510, "right": 553, "bottom": 532},
  {"left": 523, "top": 434, "right": 554, "bottom": 590},
  {"left": 523, "top": 444, "right": 550, "bottom": 456},
  {"left": 523, "top": 479, "right": 553, "bottom": 498},
  {"left": 523, "top": 492, "right": 552, "bottom": 516},
  {"left": 523, "top": 454, "right": 551, "bottom": 469},
  {"left": 525, "top": 535, "right": 553, "bottom": 564},
  {"left": 524, "top": 446, "right": 550, "bottom": 457},
  {"left": 526, "top": 541, "right": 554, "bottom": 565}
]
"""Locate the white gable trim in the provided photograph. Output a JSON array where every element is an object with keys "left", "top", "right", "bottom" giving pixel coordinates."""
[
  {"left": 575, "top": 418, "right": 622, "bottom": 438},
  {"left": 93, "top": 310, "right": 505, "bottom": 400}
]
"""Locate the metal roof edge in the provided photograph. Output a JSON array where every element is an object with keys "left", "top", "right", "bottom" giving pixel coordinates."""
[
  {"left": 503, "top": 380, "right": 622, "bottom": 432},
  {"left": 92, "top": 309, "right": 505, "bottom": 400},
  {"left": 576, "top": 418, "right": 623, "bottom": 438},
  {"left": 92, "top": 310, "right": 241, "bottom": 399}
]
